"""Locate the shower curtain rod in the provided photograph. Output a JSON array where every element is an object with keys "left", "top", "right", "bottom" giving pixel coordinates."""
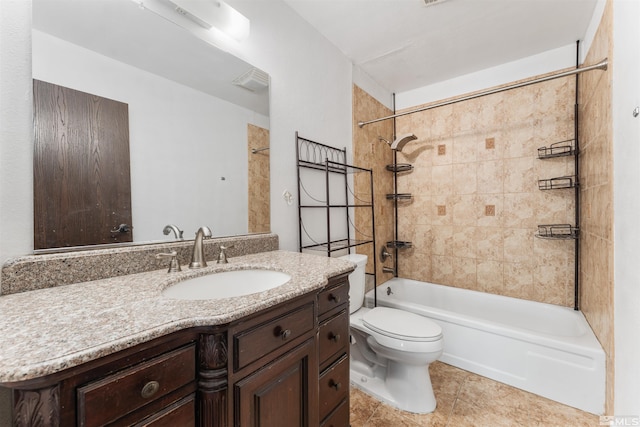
[{"left": 357, "top": 58, "right": 608, "bottom": 128}]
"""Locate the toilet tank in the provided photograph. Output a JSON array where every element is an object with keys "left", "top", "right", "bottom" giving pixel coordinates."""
[{"left": 339, "top": 254, "right": 368, "bottom": 314}]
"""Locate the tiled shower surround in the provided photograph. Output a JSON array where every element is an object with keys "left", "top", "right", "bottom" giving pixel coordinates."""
[
  {"left": 352, "top": 85, "right": 395, "bottom": 286},
  {"left": 386, "top": 74, "right": 576, "bottom": 307},
  {"left": 353, "top": 0, "right": 614, "bottom": 407}
]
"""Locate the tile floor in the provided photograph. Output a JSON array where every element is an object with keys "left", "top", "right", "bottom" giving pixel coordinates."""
[{"left": 349, "top": 361, "right": 600, "bottom": 427}]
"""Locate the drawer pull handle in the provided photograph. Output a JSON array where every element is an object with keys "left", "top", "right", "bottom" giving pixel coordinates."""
[
  {"left": 330, "top": 333, "right": 341, "bottom": 342},
  {"left": 329, "top": 380, "right": 341, "bottom": 391},
  {"left": 329, "top": 294, "right": 341, "bottom": 303},
  {"left": 141, "top": 381, "right": 160, "bottom": 399},
  {"left": 280, "top": 329, "right": 292, "bottom": 340}
]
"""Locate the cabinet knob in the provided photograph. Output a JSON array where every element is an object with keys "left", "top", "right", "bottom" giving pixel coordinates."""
[
  {"left": 140, "top": 380, "right": 160, "bottom": 399},
  {"left": 280, "top": 329, "right": 292, "bottom": 340},
  {"left": 329, "top": 380, "right": 341, "bottom": 391},
  {"left": 329, "top": 294, "right": 341, "bottom": 303},
  {"left": 329, "top": 333, "right": 341, "bottom": 342}
]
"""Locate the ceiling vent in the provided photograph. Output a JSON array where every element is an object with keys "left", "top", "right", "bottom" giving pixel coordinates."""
[{"left": 233, "top": 68, "right": 269, "bottom": 92}]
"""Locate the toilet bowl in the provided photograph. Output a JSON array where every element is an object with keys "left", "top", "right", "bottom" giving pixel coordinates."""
[{"left": 340, "top": 254, "right": 443, "bottom": 414}]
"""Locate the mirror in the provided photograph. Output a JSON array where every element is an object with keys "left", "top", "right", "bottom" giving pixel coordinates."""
[{"left": 32, "top": 0, "right": 270, "bottom": 251}]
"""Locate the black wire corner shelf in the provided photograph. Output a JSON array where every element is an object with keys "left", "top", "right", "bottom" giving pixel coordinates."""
[
  {"left": 538, "top": 175, "right": 579, "bottom": 190},
  {"left": 301, "top": 238, "right": 374, "bottom": 253},
  {"left": 537, "top": 139, "right": 576, "bottom": 159},
  {"left": 386, "top": 193, "right": 413, "bottom": 201},
  {"left": 296, "top": 132, "right": 377, "bottom": 290},
  {"left": 386, "top": 240, "right": 413, "bottom": 249},
  {"left": 386, "top": 163, "right": 414, "bottom": 173},
  {"left": 535, "top": 224, "right": 579, "bottom": 240}
]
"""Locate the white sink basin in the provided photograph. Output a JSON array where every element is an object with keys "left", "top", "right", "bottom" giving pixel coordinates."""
[{"left": 161, "top": 269, "right": 291, "bottom": 300}]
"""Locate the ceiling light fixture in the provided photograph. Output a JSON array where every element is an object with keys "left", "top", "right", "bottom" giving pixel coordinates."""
[
  {"left": 423, "top": 0, "right": 450, "bottom": 6},
  {"left": 167, "top": 0, "right": 250, "bottom": 41}
]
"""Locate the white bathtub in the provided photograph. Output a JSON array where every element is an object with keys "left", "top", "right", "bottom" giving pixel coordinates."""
[{"left": 366, "top": 277, "right": 605, "bottom": 414}]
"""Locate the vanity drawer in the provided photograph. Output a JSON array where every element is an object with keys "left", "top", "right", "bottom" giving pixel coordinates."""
[
  {"left": 234, "top": 302, "right": 315, "bottom": 371},
  {"left": 318, "top": 280, "right": 349, "bottom": 315},
  {"left": 134, "top": 394, "right": 195, "bottom": 427},
  {"left": 320, "top": 398, "right": 349, "bottom": 427},
  {"left": 319, "top": 310, "right": 348, "bottom": 366},
  {"left": 77, "top": 344, "right": 196, "bottom": 427},
  {"left": 319, "top": 354, "right": 349, "bottom": 421}
]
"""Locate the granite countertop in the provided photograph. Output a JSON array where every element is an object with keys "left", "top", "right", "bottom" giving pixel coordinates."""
[{"left": 0, "top": 250, "right": 354, "bottom": 385}]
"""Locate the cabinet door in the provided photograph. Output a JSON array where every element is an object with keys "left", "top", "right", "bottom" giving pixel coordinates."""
[{"left": 234, "top": 338, "right": 318, "bottom": 427}]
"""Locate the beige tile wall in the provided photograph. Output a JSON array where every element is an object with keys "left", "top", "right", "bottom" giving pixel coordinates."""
[
  {"left": 578, "top": 0, "right": 614, "bottom": 414},
  {"left": 248, "top": 124, "right": 270, "bottom": 233},
  {"left": 391, "top": 74, "right": 576, "bottom": 306},
  {"left": 352, "top": 85, "right": 395, "bottom": 286}
]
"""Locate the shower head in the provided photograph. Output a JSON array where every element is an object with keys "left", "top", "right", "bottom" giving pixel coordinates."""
[
  {"left": 391, "top": 134, "right": 418, "bottom": 151},
  {"left": 378, "top": 134, "right": 418, "bottom": 152}
]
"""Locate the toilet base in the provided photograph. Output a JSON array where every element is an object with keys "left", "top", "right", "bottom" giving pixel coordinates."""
[{"left": 349, "top": 361, "right": 437, "bottom": 414}]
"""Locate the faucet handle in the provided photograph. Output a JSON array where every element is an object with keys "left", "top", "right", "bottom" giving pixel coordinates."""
[
  {"left": 217, "top": 245, "right": 234, "bottom": 264},
  {"left": 156, "top": 251, "right": 181, "bottom": 273}
]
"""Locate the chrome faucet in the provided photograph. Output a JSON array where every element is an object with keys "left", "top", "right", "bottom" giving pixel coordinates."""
[
  {"left": 189, "top": 226, "right": 212, "bottom": 269},
  {"left": 163, "top": 224, "right": 184, "bottom": 240}
]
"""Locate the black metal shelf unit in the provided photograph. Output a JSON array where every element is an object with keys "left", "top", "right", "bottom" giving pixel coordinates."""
[
  {"left": 535, "top": 43, "right": 581, "bottom": 310},
  {"left": 296, "top": 133, "right": 378, "bottom": 288},
  {"left": 538, "top": 175, "right": 579, "bottom": 190},
  {"left": 535, "top": 139, "right": 580, "bottom": 241},
  {"left": 535, "top": 224, "right": 580, "bottom": 240},
  {"left": 386, "top": 150, "right": 415, "bottom": 273}
]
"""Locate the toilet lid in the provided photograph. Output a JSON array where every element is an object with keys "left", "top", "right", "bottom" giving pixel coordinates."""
[{"left": 363, "top": 307, "right": 442, "bottom": 342}]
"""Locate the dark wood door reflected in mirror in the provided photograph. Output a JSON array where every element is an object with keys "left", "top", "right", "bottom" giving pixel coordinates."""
[{"left": 33, "top": 80, "right": 133, "bottom": 249}]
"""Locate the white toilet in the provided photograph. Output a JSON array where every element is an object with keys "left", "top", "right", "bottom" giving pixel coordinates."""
[{"left": 341, "top": 254, "right": 443, "bottom": 414}]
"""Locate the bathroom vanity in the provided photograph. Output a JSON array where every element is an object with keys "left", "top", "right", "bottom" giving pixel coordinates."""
[{"left": 0, "top": 250, "right": 353, "bottom": 426}]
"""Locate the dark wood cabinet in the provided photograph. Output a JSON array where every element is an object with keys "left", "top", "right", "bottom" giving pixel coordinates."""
[
  {"left": 77, "top": 344, "right": 196, "bottom": 427},
  {"left": 3, "top": 273, "right": 351, "bottom": 427},
  {"left": 134, "top": 394, "right": 196, "bottom": 427},
  {"left": 234, "top": 338, "right": 317, "bottom": 427},
  {"left": 317, "top": 277, "right": 350, "bottom": 426}
]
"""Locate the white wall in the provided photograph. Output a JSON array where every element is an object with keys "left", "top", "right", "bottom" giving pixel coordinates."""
[
  {"left": 218, "top": 0, "right": 354, "bottom": 251},
  {"left": 0, "top": 0, "right": 353, "bottom": 265},
  {"left": 613, "top": 0, "right": 640, "bottom": 415},
  {"left": 353, "top": 65, "right": 394, "bottom": 111},
  {"left": 33, "top": 30, "right": 269, "bottom": 242},
  {"left": 0, "top": 0, "right": 33, "bottom": 266}
]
